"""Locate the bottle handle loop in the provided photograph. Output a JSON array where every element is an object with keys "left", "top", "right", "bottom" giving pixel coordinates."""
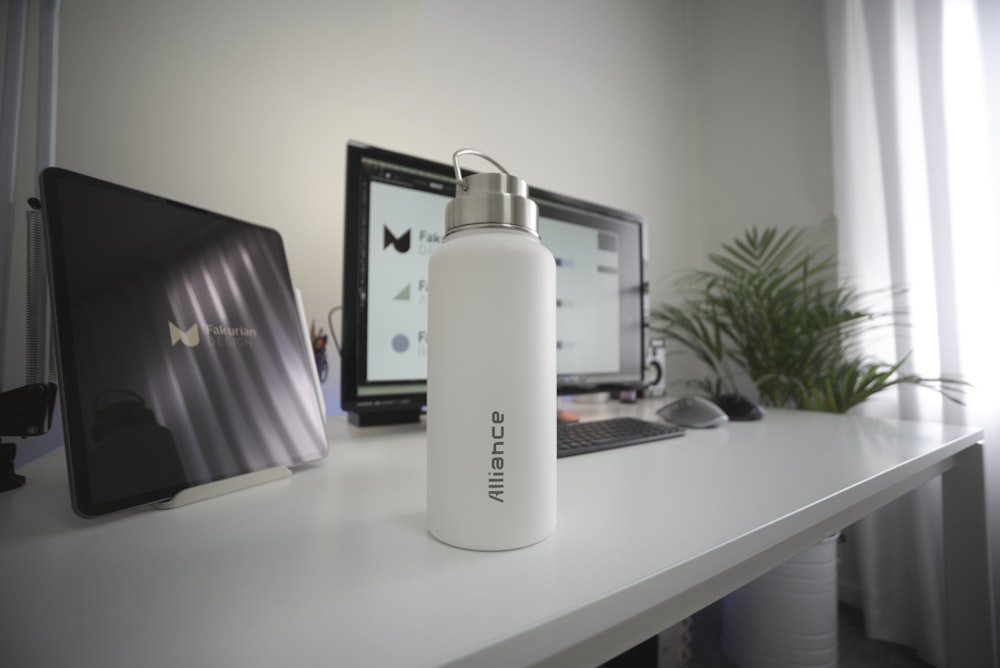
[{"left": 453, "top": 149, "right": 509, "bottom": 191}]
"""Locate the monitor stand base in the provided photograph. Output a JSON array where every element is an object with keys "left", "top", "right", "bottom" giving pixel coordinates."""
[{"left": 348, "top": 410, "right": 422, "bottom": 427}]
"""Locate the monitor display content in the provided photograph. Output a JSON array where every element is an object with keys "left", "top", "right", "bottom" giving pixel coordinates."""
[{"left": 341, "top": 141, "right": 649, "bottom": 425}]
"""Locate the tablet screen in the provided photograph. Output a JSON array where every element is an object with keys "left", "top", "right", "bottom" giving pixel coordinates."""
[{"left": 41, "top": 168, "right": 328, "bottom": 517}]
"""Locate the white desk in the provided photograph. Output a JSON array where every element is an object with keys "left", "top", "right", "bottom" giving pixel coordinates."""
[{"left": 0, "top": 401, "right": 995, "bottom": 667}]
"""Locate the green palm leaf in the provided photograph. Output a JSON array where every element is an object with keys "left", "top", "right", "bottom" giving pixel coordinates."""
[{"left": 650, "top": 225, "right": 966, "bottom": 413}]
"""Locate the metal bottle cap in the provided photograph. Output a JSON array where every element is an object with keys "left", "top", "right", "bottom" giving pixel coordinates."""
[{"left": 445, "top": 149, "right": 538, "bottom": 237}]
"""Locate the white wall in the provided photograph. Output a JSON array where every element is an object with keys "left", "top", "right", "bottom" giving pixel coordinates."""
[
  {"left": 651, "top": 0, "right": 834, "bottom": 390},
  {"left": 6, "top": 0, "right": 832, "bottom": 419},
  {"left": 51, "top": 0, "right": 699, "bottom": 340},
  {"left": 690, "top": 0, "right": 833, "bottom": 253}
]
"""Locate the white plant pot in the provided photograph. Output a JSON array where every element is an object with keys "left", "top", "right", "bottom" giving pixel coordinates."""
[{"left": 721, "top": 533, "right": 839, "bottom": 668}]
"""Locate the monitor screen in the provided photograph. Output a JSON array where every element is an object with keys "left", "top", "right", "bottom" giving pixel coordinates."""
[{"left": 341, "top": 141, "right": 649, "bottom": 425}]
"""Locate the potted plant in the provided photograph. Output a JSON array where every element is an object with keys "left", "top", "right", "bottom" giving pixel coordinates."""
[
  {"left": 651, "top": 225, "right": 962, "bottom": 413},
  {"left": 651, "top": 225, "right": 963, "bottom": 667}
]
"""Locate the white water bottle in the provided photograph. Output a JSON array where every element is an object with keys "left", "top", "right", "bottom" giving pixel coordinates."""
[{"left": 426, "top": 149, "right": 556, "bottom": 551}]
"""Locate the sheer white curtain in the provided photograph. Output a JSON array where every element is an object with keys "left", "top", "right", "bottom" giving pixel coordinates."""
[{"left": 826, "top": 0, "right": 1000, "bottom": 665}]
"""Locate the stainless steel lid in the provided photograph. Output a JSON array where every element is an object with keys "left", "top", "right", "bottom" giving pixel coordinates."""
[{"left": 445, "top": 149, "right": 538, "bottom": 237}]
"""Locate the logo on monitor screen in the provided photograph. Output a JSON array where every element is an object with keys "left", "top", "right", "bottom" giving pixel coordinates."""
[
  {"left": 393, "top": 284, "right": 411, "bottom": 301},
  {"left": 383, "top": 226, "right": 411, "bottom": 253},
  {"left": 392, "top": 334, "right": 409, "bottom": 353},
  {"left": 169, "top": 322, "right": 200, "bottom": 347}
]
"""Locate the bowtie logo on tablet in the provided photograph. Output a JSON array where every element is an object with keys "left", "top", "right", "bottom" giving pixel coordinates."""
[{"left": 169, "top": 322, "right": 200, "bottom": 347}]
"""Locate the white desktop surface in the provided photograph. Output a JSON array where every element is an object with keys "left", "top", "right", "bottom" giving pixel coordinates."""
[{"left": 0, "top": 401, "right": 993, "bottom": 667}]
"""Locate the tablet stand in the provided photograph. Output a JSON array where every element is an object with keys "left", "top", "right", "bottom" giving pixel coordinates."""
[{"left": 154, "top": 465, "right": 291, "bottom": 510}]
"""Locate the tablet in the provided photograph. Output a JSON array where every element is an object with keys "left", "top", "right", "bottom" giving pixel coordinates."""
[{"left": 41, "top": 168, "right": 329, "bottom": 517}]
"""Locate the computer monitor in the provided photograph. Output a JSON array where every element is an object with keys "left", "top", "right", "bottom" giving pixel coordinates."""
[{"left": 341, "top": 141, "right": 649, "bottom": 426}]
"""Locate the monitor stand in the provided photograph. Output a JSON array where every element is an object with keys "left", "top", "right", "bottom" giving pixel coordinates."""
[
  {"left": 348, "top": 410, "right": 422, "bottom": 427},
  {"left": 154, "top": 466, "right": 291, "bottom": 510}
]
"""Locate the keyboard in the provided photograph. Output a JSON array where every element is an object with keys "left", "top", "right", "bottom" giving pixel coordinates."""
[{"left": 556, "top": 417, "right": 686, "bottom": 458}]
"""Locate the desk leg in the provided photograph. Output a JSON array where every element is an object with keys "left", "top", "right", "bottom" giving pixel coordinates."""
[{"left": 942, "top": 442, "right": 998, "bottom": 667}]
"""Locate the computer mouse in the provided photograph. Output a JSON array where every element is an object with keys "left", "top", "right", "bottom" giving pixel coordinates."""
[
  {"left": 656, "top": 395, "right": 729, "bottom": 429},
  {"left": 712, "top": 393, "right": 766, "bottom": 421}
]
